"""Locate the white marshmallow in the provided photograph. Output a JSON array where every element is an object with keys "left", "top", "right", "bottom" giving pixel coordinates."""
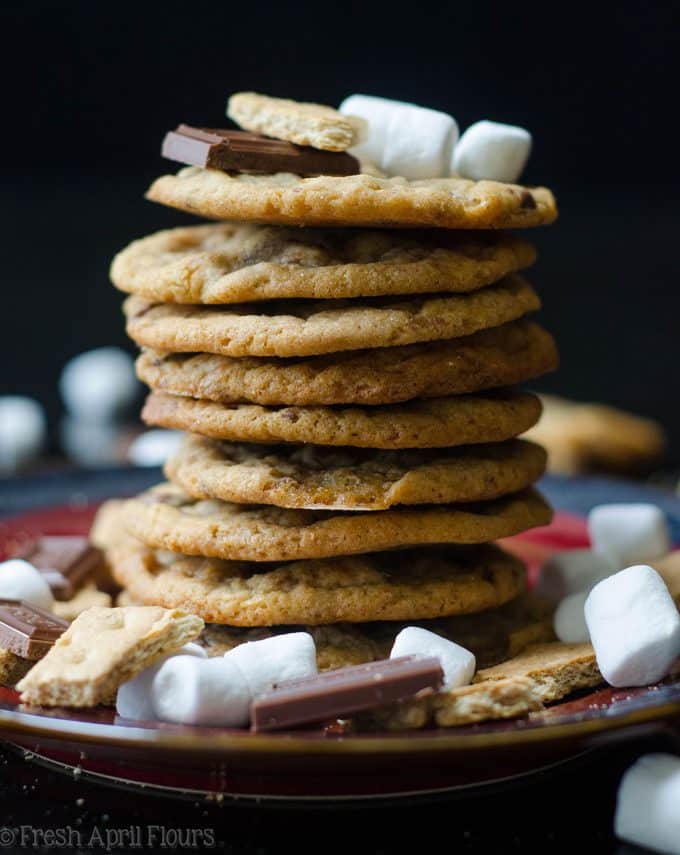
[
  {"left": 115, "top": 642, "right": 206, "bottom": 721},
  {"left": 585, "top": 564, "right": 680, "bottom": 687},
  {"left": 339, "top": 94, "right": 458, "bottom": 180},
  {"left": 535, "top": 549, "right": 617, "bottom": 603},
  {"left": 224, "top": 632, "right": 317, "bottom": 698},
  {"left": 588, "top": 503, "right": 671, "bottom": 566},
  {"left": 59, "top": 417, "right": 124, "bottom": 467},
  {"left": 390, "top": 627, "right": 475, "bottom": 690},
  {"left": 60, "top": 347, "right": 139, "bottom": 421},
  {"left": 553, "top": 590, "right": 591, "bottom": 643},
  {"left": 615, "top": 753, "right": 680, "bottom": 854},
  {"left": 452, "top": 120, "right": 532, "bottom": 183},
  {"left": 152, "top": 656, "right": 251, "bottom": 727},
  {"left": 0, "top": 560, "right": 54, "bottom": 610},
  {"left": 127, "top": 430, "right": 183, "bottom": 467},
  {"left": 0, "top": 396, "right": 46, "bottom": 473}
]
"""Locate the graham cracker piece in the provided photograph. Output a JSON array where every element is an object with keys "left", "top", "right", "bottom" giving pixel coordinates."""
[
  {"left": 17, "top": 606, "right": 204, "bottom": 707},
  {"left": 0, "top": 648, "right": 33, "bottom": 687},
  {"left": 434, "top": 677, "right": 543, "bottom": 727},
  {"left": 227, "top": 92, "right": 363, "bottom": 152},
  {"left": 475, "top": 641, "right": 602, "bottom": 702},
  {"left": 52, "top": 583, "right": 113, "bottom": 621}
]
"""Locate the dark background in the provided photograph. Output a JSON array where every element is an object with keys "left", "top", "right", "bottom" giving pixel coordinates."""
[{"left": 2, "top": 1, "right": 679, "bottom": 456}]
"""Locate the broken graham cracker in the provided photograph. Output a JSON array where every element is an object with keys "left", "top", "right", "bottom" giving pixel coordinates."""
[
  {"left": 474, "top": 641, "right": 603, "bottom": 702},
  {"left": 434, "top": 677, "right": 543, "bottom": 727},
  {"left": 0, "top": 648, "right": 33, "bottom": 687},
  {"left": 227, "top": 92, "right": 363, "bottom": 152},
  {"left": 17, "top": 606, "right": 204, "bottom": 707},
  {"left": 362, "top": 676, "right": 542, "bottom": 730}
]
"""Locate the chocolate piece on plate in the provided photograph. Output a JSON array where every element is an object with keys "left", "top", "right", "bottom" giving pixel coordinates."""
[
  {"left": 0, "top": 600, "right": 68, "bottom": 660},
  {"left": 251, "top": 656, "right": 443, "bottom": 732},
  {"left": 162, "top": 125, "right": 360, "bottom": 177},
  {"left": 13, "top": 537, "right": 103, "bottom": 600}
]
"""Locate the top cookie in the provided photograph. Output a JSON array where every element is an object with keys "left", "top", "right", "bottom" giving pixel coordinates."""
[
  {"left": 110, "top": 223, "right": 536, "bottom": 304},
  {"left": 146, "top": 167, "right": 557, "bottom": 229},
  {"left": 227, "top": 92, "right": 363, "bottom": 152}
]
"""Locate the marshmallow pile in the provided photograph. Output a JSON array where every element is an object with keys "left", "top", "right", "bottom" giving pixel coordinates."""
[
  {"left": 339, "top": 95, "right": 531, "bottom": 183},
  {"left": 116, "top": 627, "right": 476, "bottom": 727},
  {"left": 539, "top": 502, "right": 680, "bottom": 687}
]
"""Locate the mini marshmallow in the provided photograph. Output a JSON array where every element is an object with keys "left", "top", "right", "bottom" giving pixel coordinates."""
[
  {"left": 152, "top": 656, "right": 251, "bottom": 727},
  {"left": 588, "top": 503, "right": 671, "bottom": 566},
  {"left": 0, "top": 560, "right": 54, "bottom": 610},
  {"left": 553, "top": 590, "right": 590, "bottom": 643},
  {"left": 615, "top": 753, "right": 680, "bottom": 854},
  {"left": 127, "top": 430, "right": 183, "bottom": 467},
  {"left": 534, "top": 549, "right": 617, "bottom": 603},
  {"left": 224, "top": 632, "right": 317, "bottom": 698},
  {"left": 452, "top": 120, "right": 532, "bottom": 183},
  {"left": 390, "top": 627, "right": 475, "bottom": 690},
  {"left": 59, "top": 347, "right": 139, "bottom": 421},
  {"left": 585, "top": 564, "right": 680, "bottom": 687},
  {"left": 339, "top": 94, "right": 458, "bottom": 180},
  {"left": 116, "top": 642, "right": 206, "bottom": 721},
  {"left": 0, "top": 396, "right": 46, "bottom": 474}
]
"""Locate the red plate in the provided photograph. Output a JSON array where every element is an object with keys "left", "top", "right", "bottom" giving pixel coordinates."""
[{"left": 0, "top": 503, "right": 678, "bottom": 801}]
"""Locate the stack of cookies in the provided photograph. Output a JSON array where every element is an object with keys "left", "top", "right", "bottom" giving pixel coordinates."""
[{"left": 103, "top": 93, "right": 560, "bottom": 714}]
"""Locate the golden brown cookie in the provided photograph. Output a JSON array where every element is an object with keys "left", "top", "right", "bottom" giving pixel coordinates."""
[
  {"left": 525, "top": 394, "right": 666, "bottom": 476},
  {"left": 124, "top": 276, "right": 539, "bottom": 359},
  {"left": 111, "top": 223, "right": 536, "bottom": 304},
  {"left": 120, "top": 483, "right": 552, "bottom": 562},
  {"left": 165, "top": 435, "right": 547, "bottom": 510},
  {"left": 108, "top": 536, "right": 527, "bottom": 625},
  {"left": 136, "top": 320, "right": 558, "bottom": 407},
  {"left": 17, "top": 606, "right": 204, "bottom": 707},
  {"left": 227, "top": 92, "right": 363, "bottom": 151},
  {"left": 197, "top": 593, "right": 553, "bottom": 670},
  {"left": 146, "top": 166, "right": 557, "bottom": 229},
  {"left": 142, "top": 390, "right": 543, "bottom": 450}
]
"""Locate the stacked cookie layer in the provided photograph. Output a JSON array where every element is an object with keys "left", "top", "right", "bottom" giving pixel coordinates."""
[{"left": 108, "top": 158, "right": 558, "bottom": 671}]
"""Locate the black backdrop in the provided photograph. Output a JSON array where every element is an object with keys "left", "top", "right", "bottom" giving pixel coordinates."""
[{"left": 2, "top": 1, "right": 679, "bottom": 457}]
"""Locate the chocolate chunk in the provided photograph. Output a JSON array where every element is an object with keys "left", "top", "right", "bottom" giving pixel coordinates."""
[
  {"left": 0, "top": 600, "right": 68, "bottom": 660},
  {"left": 162, "top": 125, "right": 360, "bottom": 177},
  {"left": 251, "top": 656, "right": 443, "bottom": 732},
  {"left": 13, "top": 537, "right": 104, "bottom": 601}
]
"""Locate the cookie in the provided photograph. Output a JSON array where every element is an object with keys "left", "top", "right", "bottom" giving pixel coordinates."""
[
  {"left": 197, "top": 593, "right": 554, "bottom": 670},
  {"left": 227, "top": 92, "right": 363, "bottom": 152},
  {"left": 110, "top": 223, "right": 536, "bottom": 305},
  {"left": 51, "top": 583, "right": 113, "bottom": 621},
  {"left": 124, "top": 276, "right": 540, "bottom": 359},
  {"left": 142, "top": 392, "right": 541, "bottom": 450},
  {"left": 120, "top": 483, "right": 552, "bottom": 562},
  {"left": 475, "top": 641, "right": 602, "bottom": 702},
  {"left": 136, "top": 319, "right": 558, "bottom": 408},
  {"left": 165, "top": 435, "right": 547, "bottom": 510},
  {"left": 525, "top": 394, "right": 666, "bottom": 476},
  {"left": 146, "top": 166, "right": 557, "bottom": 229},
  {"left": 107, "top": 536, "right": 526, "bottom": 625},
  {"left": 17, "top": 606, "right": 204, "bottom": 707}
]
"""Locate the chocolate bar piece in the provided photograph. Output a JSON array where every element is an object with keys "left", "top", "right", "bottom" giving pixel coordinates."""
[
  {"left": 162, "top": 125, "right": 360, "bottom": 177},
  {"left": 0, "top": 600, "right": 68, "bottom": 660},
  {"left": 251, "top": 656, "right": 443, "bottom": 732},
  {"left": 13, "top": 537, "right": 103, "bottom": 600}
]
